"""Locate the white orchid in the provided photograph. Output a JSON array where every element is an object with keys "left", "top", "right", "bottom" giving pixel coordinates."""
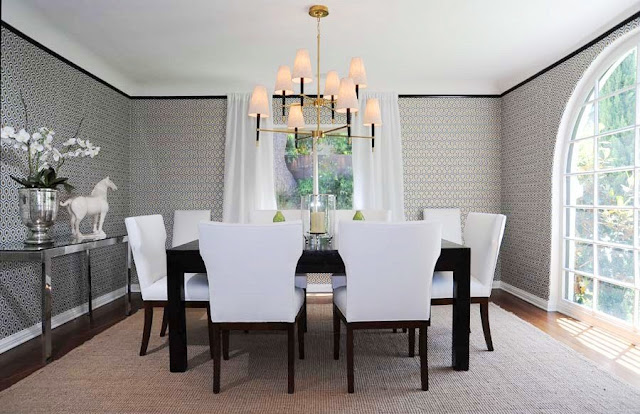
[
  {"left": 1, "top": 126, "right": 15, "bottom": 139},
  {"left": 2, "top": 121, "right": 101, "bottom": 190},
  {"left": 15, "top": 129, "right": 30, "bottom": 143}
]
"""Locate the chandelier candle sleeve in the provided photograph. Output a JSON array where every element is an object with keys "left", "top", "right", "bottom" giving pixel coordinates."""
[
  {"left": 364, "top": 98, "right": 382, "bottom": 150},
  {"left": 248, "top": 85, "right": 270, "bottom": 144},
  {"left": 324, "top": 70, "right": 340, "bottom": 123},
  {"left": 275, "top": 65, "right": 294, "bottom": 120}
]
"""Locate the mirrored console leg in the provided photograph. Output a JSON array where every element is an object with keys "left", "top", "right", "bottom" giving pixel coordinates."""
[
  {"left": 125, "top": 242, "right": 131, "bottom": 316},
  {"left": 41, "top": 256, "right": 53, "bottom": 363},
  {"left": 86, "top": 250, "right": 93, "bottom": 323}
]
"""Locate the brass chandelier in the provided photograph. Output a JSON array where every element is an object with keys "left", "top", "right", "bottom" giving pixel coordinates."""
[{"left": 248, "top": 5, "right": 381, "bottom": 195}]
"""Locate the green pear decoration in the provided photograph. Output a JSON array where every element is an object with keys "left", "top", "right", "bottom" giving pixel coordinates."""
[
  {"left": 273, "top": 210, "right": 286, "bottom": 222},
  {"left": 353, "top": 210, "right": 365, "bottom": 221}
]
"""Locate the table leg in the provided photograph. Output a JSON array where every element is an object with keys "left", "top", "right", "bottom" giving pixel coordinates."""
[
  {"left": 41, "top": 255, "right": 53, "bottom": 363},
  {"left": 125, "top": 242, "right": 131, "bottom": 316},
  {"left": 167, "top": 255, "right": 187, "bottom": 372},
  {"left": 86, "top": 250, "right": 93, "bottom": 323},
  {"left": 452, "top": 248, "right": 470, "bottom": 371}
]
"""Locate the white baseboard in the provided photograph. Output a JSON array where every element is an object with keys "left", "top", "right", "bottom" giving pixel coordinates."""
[
  {"left": 131, "top": 283, "right": 140, "bottom": 293},
  {"left": 492, "top": 280, "right": 501, "bottom": 289},
  {"left": 498, "top": 281, "right": 551, "bottom": 311},
  {"left": 0, "top": 286, "right": 129, "bottom": 354}
]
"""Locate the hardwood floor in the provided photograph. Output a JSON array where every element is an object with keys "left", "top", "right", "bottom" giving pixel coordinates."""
[{"left": 1, "top": 290, "right": 638, "bottom": 392}]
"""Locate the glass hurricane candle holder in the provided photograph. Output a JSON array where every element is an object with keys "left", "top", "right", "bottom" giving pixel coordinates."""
[{"left": 301, "top": 194, "right": 335, "bottom": 250}]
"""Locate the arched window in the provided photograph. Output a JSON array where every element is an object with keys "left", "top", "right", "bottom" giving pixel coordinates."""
[{"left": 562, "top": 37, "right": 639, "bottom": 330}]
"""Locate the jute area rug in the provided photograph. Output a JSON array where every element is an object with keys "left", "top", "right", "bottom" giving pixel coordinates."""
[{"left": 1, "top": 301, "right": 639, "bottom": 413}]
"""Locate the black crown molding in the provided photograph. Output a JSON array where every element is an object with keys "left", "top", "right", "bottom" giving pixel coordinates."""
[{"left": 3, "top": 11, "right": 640, "bottom": 100}]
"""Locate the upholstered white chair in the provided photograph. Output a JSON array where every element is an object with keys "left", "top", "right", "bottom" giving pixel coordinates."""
[
  {"left": 334, "top": 221, "right": 441, "bottom": 393},
  {"left": 423, "top": 208, "right": 462, "bottom": 244},
  {"left": 428, "top": 212, "right": 506, "bottom": 352},
  {"left": 125, "top": 215, "right": 210, "bottom": 356},
  {"left": 331, "top": 209, "right": 392, "bottom": 291},
  {"left": 249, "top": 209, "right": 306, "bottom": 287},
  {"left": 199, "top": 221, "right": 305, "bottom": 394},
  {"left": 172, "top": 209, "right": 211, "bottom": 247}
]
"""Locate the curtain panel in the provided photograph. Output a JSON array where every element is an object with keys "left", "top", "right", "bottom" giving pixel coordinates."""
[{"left": 222, "top": 93, "right": 277, "bottom": 223}]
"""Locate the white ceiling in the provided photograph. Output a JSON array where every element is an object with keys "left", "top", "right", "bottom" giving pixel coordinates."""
[{"left": 3, "top": 0, "right": 640, "bottom": 96}]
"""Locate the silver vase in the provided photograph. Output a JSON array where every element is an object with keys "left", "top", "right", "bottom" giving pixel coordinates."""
[{"left": 19, "top": 188, "right": 58, "bottom": 245}]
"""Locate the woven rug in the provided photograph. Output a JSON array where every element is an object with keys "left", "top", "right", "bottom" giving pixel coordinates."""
[{"left": 1, "top": 301, "right": 639, "bottom": 413}]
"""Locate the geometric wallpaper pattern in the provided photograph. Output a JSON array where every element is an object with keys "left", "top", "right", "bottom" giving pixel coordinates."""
[
  {"left": 500, "top": 18, "right": 640, "bottom": 299},
  {"left": 0, "top": 27, "right": 131, "bottom": 339}
]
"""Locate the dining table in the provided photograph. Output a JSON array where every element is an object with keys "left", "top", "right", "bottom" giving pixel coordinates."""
[{"left": 166, "top": 239, "right": 471, "bottom": 372}]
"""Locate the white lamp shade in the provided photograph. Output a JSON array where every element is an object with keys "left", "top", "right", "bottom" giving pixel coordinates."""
[
  {"left": 348, "top": 57, "right": 367, "bottom": 88},
  {"left": 274, "top": 65, "right": 294, "bottom": 95},
  {"left": 292, "top": 49, "right": 313, "bottom": 84},
  {"left": 335, "top": 78, "right": 359, "bottom": 113},
  {"left": 287, "top": 104, "right": 306, "bottom": 129},
  {"left": 248, "top": 85, "right": 270, "bottom": 118},
  {"left": 363, "top": 98, "right": 382, "bottom": 126},
  {"left": 323, "top": 70, "right": 340, "bottom": 97}
]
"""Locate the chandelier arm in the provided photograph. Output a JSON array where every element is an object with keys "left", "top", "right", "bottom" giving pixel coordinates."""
[
  {"left": 321, "top": 125, "right": 349, "bottom": 135},
  {"left": 256, "top": 128, "right": 297, "bottom": 134},
  {"left": 325, "top": 134, "right": 373, "bottom": 139}
]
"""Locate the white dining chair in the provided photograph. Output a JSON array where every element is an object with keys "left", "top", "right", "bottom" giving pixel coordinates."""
[
  {"left": 124, "top": 215, "right": 210, "bottom": 356},
  {"left": 334, "top": 221, "right": 441, "bottom": 393},
  {"left": 172, "top": 209, "right": 211, "bottom": 247},
  {"left": 199, "top": 221, "right": 305, "bottom": 394},
  {"left": 331, "top": 209, "right": 392, "bottom": 291},
  {"left": 423, "top": 208, "right": 462, "bottom": 244},
  {"left": 427, "top": 212, "right": 506, "bottom": 351}
]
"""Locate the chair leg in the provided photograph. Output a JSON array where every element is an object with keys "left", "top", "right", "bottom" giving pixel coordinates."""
[
  {"left": 207, "top": 306, "right": 214, "bottom": 359},
  {"left": 392, "top": 329, "right": 397, "bottom": 333},
  {"left": 402, "top": 328, "right": 407, "bottom": 333},
  {"left": 303, "top": 289, "right": 308, "bottom": 333},
  {"left": 408, "top": 328, "right": 415, "bottom": 357},
  {"left": 333, "top": 305, "right": 340, "bottom": 360},
  {"left": 298, "top": 313, "right": 305, "bottom": 360},
  {"left": 222, "top": 330, "right": 230, "bottom": 360},
  {"left": 160, "top": 306, "right": 168, "bottom": 337},
  {"left": 347, "top": 324, "right": 354, "bottom": 393},
  {"left": 420, "top": 324, "right": 428, "bottom": 391},
  {"left": 288, "top": 323, "right": 295, "bottom": 394},
  {"left": 212, "top": 324, "right": 221, "bottom": 394},
  {"left": 480, "top": 301, "right": 494, "bottom": 351},
  {"left": 139, "top": 303, "right": 153, "bottom": 356}
]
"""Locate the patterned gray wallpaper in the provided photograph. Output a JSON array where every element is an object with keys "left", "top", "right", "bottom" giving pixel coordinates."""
[
  {"left": 0, "top": 27, "right": 131, "bottom": 340},
  {"left": 129, "top": 99, "right": 226, "bottom": 248},
  {"left": 500, "top": 18, "right": 640, "bottom": 299}
]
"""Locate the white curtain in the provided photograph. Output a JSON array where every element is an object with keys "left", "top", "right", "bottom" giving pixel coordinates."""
[
  {"left": 222, "top": 93, "right": 277, "bottom": 223},
  {"left": 352, "top": 91, "right": 405, "bottom": 221}
]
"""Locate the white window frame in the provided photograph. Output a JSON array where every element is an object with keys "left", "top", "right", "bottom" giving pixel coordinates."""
[{"left": 552, "top": 29, "right": 640, "bottom": 339}]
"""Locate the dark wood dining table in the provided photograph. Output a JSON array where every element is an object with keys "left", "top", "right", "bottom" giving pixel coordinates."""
[{"left": 166, "top": 239, "right": 471, "bottom": 372}]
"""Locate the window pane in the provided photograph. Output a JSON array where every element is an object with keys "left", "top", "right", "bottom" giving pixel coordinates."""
[
  {"left": 598, "top": 89, "right": 635, "bottom": 133},
  {"left": 567, "top": 138, "right": 594, "bottom": 172},
  {"left": 566, "top": 174, "right": 594, "bottom": 205},
  {"left": 597, "top": 245, "right": 634, "bottom": 284},
  {"left": 597, "top": 170, "right": 634, "bottom": 206},
  {"left": 566, "top": 208, "right": 594, "bottom": 239},
  {"left": 597, "top": 209, "right": 634, "bottom": 246},
  {"left": 565, "top": 240, "right": 593, "bottom": 274},
  {"left": 599, "top": 48, "right": 637, "bottom": 96},
  {"left": 598, "top": 130, "right": 634, "bottom": 169},
  {"left": 275, "top": 133, "right": 353, "bottom": 210},
  {"left": 597, "top": 281, "right": 634, "bottom": 323},
  {"left": 571, "top": 273, "right": 594, "bottom": 308},
  {"left": 572, "top": 103, "right": 595, "bottom": 139}
]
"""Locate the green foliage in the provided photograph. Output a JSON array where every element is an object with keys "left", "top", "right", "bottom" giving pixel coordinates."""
[{"left": 10, "top": 167, "right": 73, "bottom": 192}]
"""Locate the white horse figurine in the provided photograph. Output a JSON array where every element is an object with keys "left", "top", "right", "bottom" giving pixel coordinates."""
[{"left": 60, "top": 177, "right": 118, "bottom": 239}]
